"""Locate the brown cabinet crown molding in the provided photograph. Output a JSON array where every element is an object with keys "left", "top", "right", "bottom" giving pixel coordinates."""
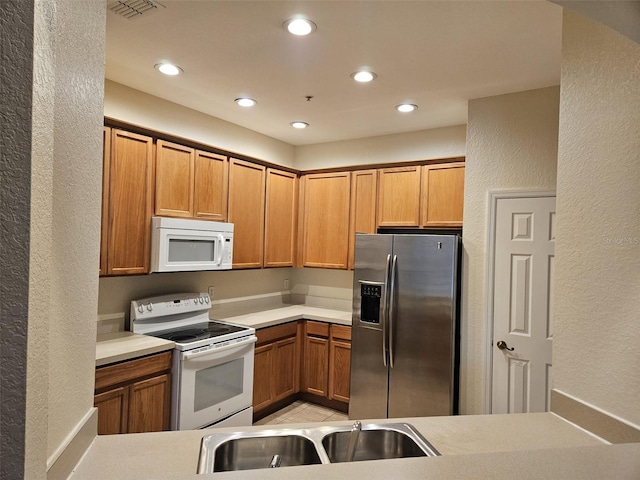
[
  {"left": 104, "top": 117, "right": 298, "bottom": 175},
  {"left": 104, "top": 117, "right": 464, "bottom": 175}
]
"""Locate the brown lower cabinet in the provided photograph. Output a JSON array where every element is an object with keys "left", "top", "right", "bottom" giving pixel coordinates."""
[
  {"left": 302, "top": 321, "right": 351, "bottom": 404},
  {"left": 94, "top": 351, "right": 172, "bottom": 435},
  {"left": 253, "top": 322, "right": 301, "bottom": 414},
  {"left": 327, "top": 325, "right": 352, "bottom": 403},
  {"left": 253, "top": 320, "right": 351, "bottom": 419}
]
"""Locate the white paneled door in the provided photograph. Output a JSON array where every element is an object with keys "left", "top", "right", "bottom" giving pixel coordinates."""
[{"left": 491, "top": 195, "right": 556, "bottom": 414}]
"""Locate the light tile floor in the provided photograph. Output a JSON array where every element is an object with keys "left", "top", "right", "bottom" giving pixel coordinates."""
[{"left": 253, "top": 401, "right": 348, "bottom": 426}]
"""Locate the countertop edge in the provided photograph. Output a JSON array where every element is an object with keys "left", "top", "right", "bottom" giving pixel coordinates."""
[
  {"left": 95, "top": 332, "right": 175, "bottom": 367},
  {"left": 95, "top": 305, "right": 350, "bottom": 364}
]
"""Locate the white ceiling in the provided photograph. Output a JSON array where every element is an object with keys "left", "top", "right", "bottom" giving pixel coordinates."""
[{"left": 105, "top": 1, "right": 563, "bottom": 146}]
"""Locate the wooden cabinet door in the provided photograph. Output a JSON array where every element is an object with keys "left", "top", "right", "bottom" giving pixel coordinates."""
[
  {"left": 194, "top": 150, "right": 228, "bottom": 221},
  {"left": 107, "top": 129, "right": 154, "bottom": 275},
  {"left": 301, "top": 172, "right": 351, "bottom": 269},
  {"left": 348, "top": 169, "right": 378, "bottom": 270},
  {"left": 328, "top": 325, "right": 352, "bottom": 403},
  {"left": 94, "top": 386, "right": 128, "bottom": 435},
  {"left": 253, "top": 344, "right": 273, "bottom": 412},
  {"left": 155, "top": 140, "right": 195, "bottom": 218},
  {"left": 420, "top": 163, "right": 465, "bottom": 227},
  {"left": 264, "top": 169, "right": 297, "bottom": 267},
  {"left": 303, "top": 330, "right": 329, "bottom": 397},
  {"left": 127, "top": 373, "right": 171, "bottom": 433},
  {"left": 228, "top": 158, "right": 265, "bottom": 269},
  {"left": 272, "top": 336, "right": 298, "bottom": 401},
  {"left": 100, "top": 127, "right": 111, "bottom": 276},
  {"left": 377, "top": 166, "right": 421, "bottom": 227}
]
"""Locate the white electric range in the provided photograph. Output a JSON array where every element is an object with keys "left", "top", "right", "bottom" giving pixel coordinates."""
[{"left": 130, "top": 293, "right": 256, "bottom": 430}]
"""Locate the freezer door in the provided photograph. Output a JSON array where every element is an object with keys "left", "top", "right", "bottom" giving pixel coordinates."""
[
  {"left": 349, "top": 234, "right": 393, "bottom": 420},
  {"left": 388, "top": 235, "right": 459, "bottom": 418}
]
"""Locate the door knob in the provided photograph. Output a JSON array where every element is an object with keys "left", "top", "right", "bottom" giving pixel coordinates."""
[{"left": 496, "top": 340, "right": 514, "bottom": 351}]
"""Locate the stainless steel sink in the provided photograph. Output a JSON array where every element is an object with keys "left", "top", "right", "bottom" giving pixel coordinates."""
[
  {"left": 198, "top": 429, "right": 325, "bottom": 473},
  {"left": 197, "top": 422, "right": 439, "bottom": 474},
  {"left": 320, "top": 423, "right": 437, "bottom": 463}
]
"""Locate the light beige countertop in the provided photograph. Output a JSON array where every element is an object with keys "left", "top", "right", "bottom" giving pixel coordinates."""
[
  {"left": 68, "top": 412, "right": 640, "bottom": 480},
  {"left": 95, "top": 305, "right": 348, "bottom": 365},
  {"left": 213, "top": 305, "right": 352, "bottom": 329},
  {"left": 95, "top": 331, "right": 175, "bottom": 367}
]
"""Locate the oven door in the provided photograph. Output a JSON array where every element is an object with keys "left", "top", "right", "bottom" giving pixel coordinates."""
[{"left": 175, "top": 335, "right": 256, "bottom": 430}]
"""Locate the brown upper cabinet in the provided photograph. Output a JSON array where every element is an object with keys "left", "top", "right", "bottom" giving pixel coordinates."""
[
  {"left": 154, "top": 141, "right": 229, "bottom": 221},
  {"left": 376, "top": 166, "right": 422, "bottom": 227},
  {"left": 103, "top": 128, "right": 154, "bottom": 275},
  {"left": 194, "top": 150, "right": 229, "bottom": 221},
  {"left": 228, "top": 158, "right": 266, "bottom": 269},
  {"left": 420, "top": 162, "right": 465, "bottom": 227},
  {"left": 300, "top": 172, "right": 351, "bottom": 269},
  {"left": 264, "top": 169, "right": 298, "bottom": 267},
  {"left": 100, "top": 127, "right": 111, "bottom": 276},
  {"left": 348, "top": 169, "right": 378, "bottom": 270},
  {"left": 155, "top": 140, "right": 195, "bottom": 218}
]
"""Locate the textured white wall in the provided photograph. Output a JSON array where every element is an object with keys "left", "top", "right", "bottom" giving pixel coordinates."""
[
  {"left": 295, "top": 125, "right": 466, "bottom": 170},
  {"left": 27, "top": 0, "right": 106, "bottom": 468},
  {"left": 553, "top": 11, "right": 640, "bottom": 425},
  {"left": 25, "top": 1, "right": 56, "bottom": 477},
  {"left": 105, "top": 80, "right": 296, "bottom": 168},
  {"left": 461, "top": 87, "right": 559, "bottom": 414}
]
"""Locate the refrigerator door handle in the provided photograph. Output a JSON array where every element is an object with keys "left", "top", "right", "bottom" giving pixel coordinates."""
[
  {"left": 382, "top": 254, "right": 391, "bottom": 367},
  {"left": 388, "top": 254, "right": 398, "bottom": 369}
]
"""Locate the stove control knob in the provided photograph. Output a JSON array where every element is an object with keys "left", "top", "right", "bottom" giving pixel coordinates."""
[
  {"left": 137, "top": 305, "right": 143, "bottom": 313},
  {"left": 146, "top": 304, "right": 153, "bottom": 311},
  {"left": 199, "top": 297, "right": 204, "bottom": 304},
  {"left": 204, "top": 296, "right": 209, "bottom": 304}
]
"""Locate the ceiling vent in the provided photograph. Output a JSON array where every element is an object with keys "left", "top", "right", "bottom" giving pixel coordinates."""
[{"left": 108, "top": 0, "right": 165, "bottom": 20}]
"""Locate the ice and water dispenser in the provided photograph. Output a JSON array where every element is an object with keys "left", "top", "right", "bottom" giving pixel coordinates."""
[{"left": 359, "top": 282, "right": 383, "bottom": 324}]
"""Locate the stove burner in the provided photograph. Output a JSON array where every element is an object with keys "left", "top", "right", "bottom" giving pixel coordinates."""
[{"left": 170, "top": 332, "right": 203, "bottom": 343}]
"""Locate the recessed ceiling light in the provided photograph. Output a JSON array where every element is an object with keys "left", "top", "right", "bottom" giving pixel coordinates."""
[
  {"left": 283, "top": 18, "right": 317, "bottom": 36},
  {"left": 351, "top": 71, "right": 377, "bottom": 83},
  {"left": 396, "top": 103, "right": 418, "bottom": 113},
  {"left": 154, "top": 63, "right": 182, "bottom": 76},
  {"left": 235, "top": 98, "right": 257, "bottom": 107},
  {"left": 291, "top": 121, "right": 309, "bottom": 129}
]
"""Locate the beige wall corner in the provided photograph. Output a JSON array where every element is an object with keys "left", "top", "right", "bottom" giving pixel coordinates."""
[
  {"left": 26, "top": 0, "right": 105, "bottom": 477},
  {"left": 461, "top": 86, "right": 560, "bottom": 414},
  {"left": 104, "top": 80, "right": 296, "bottom": 168},
  {"left": 552, "top": 10, "right": 640, "bottom": 426},
  {"left": 551, "top": 390, "right": 640, "bottom": 444},
  {"left": 294, "top": 125, "right": 467, "bottom": 170},
  {"left": 46, "top": 410, "right": 97, "bottom": 480}
]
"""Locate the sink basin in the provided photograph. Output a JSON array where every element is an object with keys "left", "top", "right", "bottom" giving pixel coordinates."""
[
  {"left": 197, "top": 422, "right": 439, "bottom": 473},
  {"left": 198, "top": 430, "right": 324, "bottom": 473},
  {"left": 213, "top": 435, "right": 322, "bottom": 472},
  {"left": 321, "top": 424, "right": 439, "bottom": 463}
]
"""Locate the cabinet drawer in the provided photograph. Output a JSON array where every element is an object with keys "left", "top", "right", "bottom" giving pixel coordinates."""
[
  {"left": 306, "top": 321, "right": 329, "bottom": 338},
  {"left": 330, "top": 325, "right": 352, "bottom": 342},
  {"left": 95, "top": 351, "right": 172, "bottom": 391},
  {"left": 256, "top": 322, "right": 298, "bottom": 346}
]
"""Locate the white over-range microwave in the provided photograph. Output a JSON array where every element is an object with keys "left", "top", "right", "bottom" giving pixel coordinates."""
[{"left": 150, "top": 216, "right": 233, "bottom": 273}]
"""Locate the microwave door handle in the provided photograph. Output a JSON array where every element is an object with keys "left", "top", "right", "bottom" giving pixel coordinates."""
[{"left": 216, "top": 234, "right": 224, "bottom": 266}]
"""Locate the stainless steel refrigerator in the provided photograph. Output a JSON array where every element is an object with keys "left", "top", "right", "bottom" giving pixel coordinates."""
[{"left": 349, "top": 233, "right": 460, "bottom": 419}]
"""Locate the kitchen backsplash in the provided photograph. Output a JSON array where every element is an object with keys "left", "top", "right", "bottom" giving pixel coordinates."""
[{"left": 97, "top": 267, "right": 354, "bottom": 332}]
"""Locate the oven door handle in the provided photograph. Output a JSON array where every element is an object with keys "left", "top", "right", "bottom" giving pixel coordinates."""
[{"left": 182, "top": 335, "right": 257, "bottom": 361}]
